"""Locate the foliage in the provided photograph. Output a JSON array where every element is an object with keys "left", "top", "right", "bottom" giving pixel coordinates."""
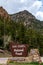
[{"left": 0, "top": 16, "right": 43, "bottom": 56}]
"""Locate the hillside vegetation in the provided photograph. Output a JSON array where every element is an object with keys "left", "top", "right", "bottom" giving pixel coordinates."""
[{"left": 0, "top": 7, "right": 43, "bottom": 56}]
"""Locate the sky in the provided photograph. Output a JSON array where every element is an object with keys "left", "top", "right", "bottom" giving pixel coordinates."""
[{"left": 0, "top": 0, "right": 43, "bottom": 21}]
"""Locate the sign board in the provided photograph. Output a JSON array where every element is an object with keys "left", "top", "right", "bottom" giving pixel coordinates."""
[{"left": 9, "top": 42, "right": 29, "bottom": 57}]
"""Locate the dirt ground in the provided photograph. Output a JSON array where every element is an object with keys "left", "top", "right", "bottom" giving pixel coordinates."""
[{"left": 0, "top": 50, "right": 12, "bottom": 57}]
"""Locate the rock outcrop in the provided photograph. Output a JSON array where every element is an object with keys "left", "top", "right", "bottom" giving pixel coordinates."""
[
  {"left": 28, "top": 49, "right": 41, "bottom": 62},
  {"left": 0, "top": 7, "right": 10, "bottom": 20}
]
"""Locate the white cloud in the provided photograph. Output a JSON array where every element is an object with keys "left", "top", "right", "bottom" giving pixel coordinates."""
[
  {"left": 0, "top": 0, "right": 43, "bottom": 20},
  {"left": 28, "top": 0, "right": 43, "bottom": 21},
  {"left": 20, "top": 0, "right": 26, "bottom": 3},
  {"left": 29, "top": 1, "right": 42, "bottom": 14},
  {"left": 0, "top": 0, "right": 37, "bottom": 14},
  {"left": 0, "top": 0, "right": 6, "bottom": 6},
  {"left": 3, "top": 0, "right": 36, "bottom": 14},
  {"left": 35, "top": 11, "right": 43, "bottom": 21}
]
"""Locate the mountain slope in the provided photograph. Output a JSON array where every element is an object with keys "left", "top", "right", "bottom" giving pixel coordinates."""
[
  {"left": 10, "top": 10, "right": 43, "bottom": 32},
  {"left": 10, "top": 10, "right": 36, "bottom": 24}
]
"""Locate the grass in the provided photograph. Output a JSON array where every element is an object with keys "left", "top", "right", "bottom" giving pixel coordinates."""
[
  {"left": 1, "top": 61, "right": 43, "bottom": 65},
  {"left": 8, "top": 62, "right": 43, "bottom": 65}
]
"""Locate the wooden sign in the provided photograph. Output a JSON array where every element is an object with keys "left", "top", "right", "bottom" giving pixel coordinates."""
[{"left": 9, "top": 42, "right": 29, "bottom": 57}]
